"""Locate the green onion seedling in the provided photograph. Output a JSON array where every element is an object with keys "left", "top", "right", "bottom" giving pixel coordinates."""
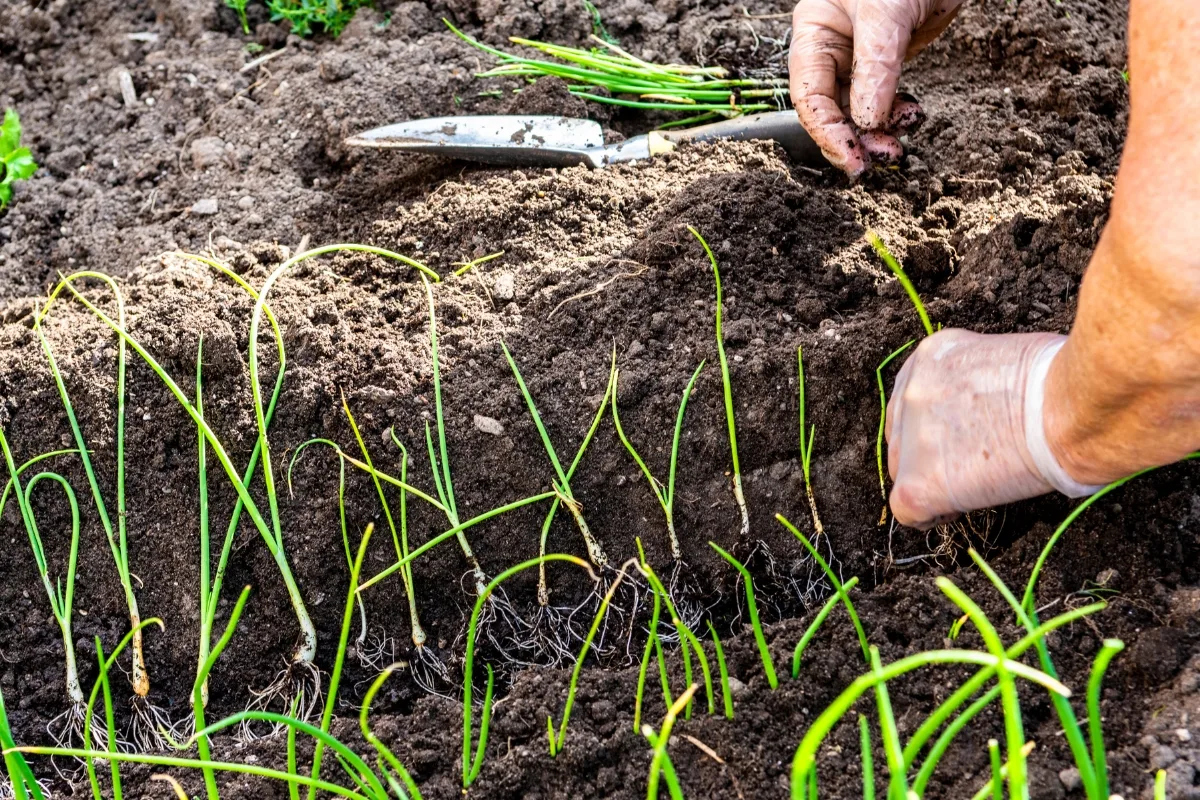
[
  {"left": 710, "top": 542, "right": 777, "bottom": 689},
  {"left": 0, "top": 431, "right": 87, "bottom": 750},
  {"left": 689, "top": 225, "right": 750, "bottom": 539},
  {"left": 792, "top": 576, "right": 859, "bottom": 679},
  {"left": 1156, "top": 769, "right": 1167, "bottom": 800},
  {"left": 343, "top": 398, "right": 428, "bottom": 651},
  {"left": 637, "top": 539, "right": 714, "bottom": 718},
  {"left": 612, "top": 360, "right": 705, "bottom": 560},
  {"left": 534, "top": 351, "right": 616, "bottom": 608},
  {"left": 708, "top": 621, "right": 734, "bottom": 720},
  {"left": 867, "top": 231, "right": 934, "bottom": 337},
  {"left": 36, "top": 272, "right": 174, "bottom": 749},
  {"left": 548, "top": 559, "right": 635, "bottom": 756},
  {"left": 503, "top": 341, "right": 607, "bottom": 568},
  {"left": 789, "top": 647, "right": 1069, "bottom": 800},
  {"left": 643, "top": 683, "right": 699, "bottom": 800},
  {"left": 59, "top": 246, "right": 436, "bottom": 736},
  {"left": 452, "top": 250, "right": 504, "bottom": 277},
  {"left": 462, "top": 555, "right": 594, "bottom": 787},
  {"left": 859, "top": 715, "right": 875, "bottom": 800},
  {"left": 633, "top": 585, "right": 664, "bottom": 733},
  {"left": 874, "top": 340, "right": 915, "bottom": 524},
  {"left": 796, "top": 346, "right": 823, "bottom": 536},
  {"left": 642, "top": 729, "right": 685, "bottom": 800},
  {"left": 420, "top": 277, "right": 489, "bottom": 596},
  {"left": 972, "top": 742, "right": 1037, "bottom": 800}
]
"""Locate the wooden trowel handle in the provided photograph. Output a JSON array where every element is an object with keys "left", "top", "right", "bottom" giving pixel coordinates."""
[{"left": 659, "top": 110, "right": 825, "bottom": 167}]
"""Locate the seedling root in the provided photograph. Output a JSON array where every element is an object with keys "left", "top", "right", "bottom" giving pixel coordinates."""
[
  {"left": 237, "top": 660, "right": 322, "bottom": 743},
  {"left": 128, "top": 696, "right": 180, "bottom": 753}
]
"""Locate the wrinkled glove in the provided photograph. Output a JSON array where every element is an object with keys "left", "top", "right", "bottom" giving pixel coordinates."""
[
  {"left": 789, "top": 0, "right": 964, "bottom": 176},
  {"left": 885, "top": 329, "right": 1102, "bottom": 529}
]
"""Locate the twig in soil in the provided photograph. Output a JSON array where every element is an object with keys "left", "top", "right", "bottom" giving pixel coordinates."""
[
  {"left": 502, "top": 341, "right": 607, "bottom": 568},
  {"left": 791, "top": 576, "right": 859, "bottom": 679},
  {"left": 867, "top": 230, "right": 934, "bottom": 337},
  {"left": 35, "top": 272, "right": 171, "bottom": 745},
  {"left": 612, "top": 358, "right": 705, "bottom": 560},
  {"left": 709, "top": 542, "right": 777, "bottom": 690},
  {"left": 547, "top": 263, "right": 648, "bottom": 319},
  {"left": 874, "top": 340, "right": 915, "bottom": 525},
  {"left": 462, "top": 554, "right": 596, "bottom": 788},
  {"left": 548, "top": 559, "right": 636, "bottom": 757},
  {"left": 795, "top": 346, "right": 823, "bottom": 537},
  {"left": 689, "top": 225, "right": 751, "bottom": 539},
  {"left": 643, "top": 684, "right": 698, "bottom": 800}
]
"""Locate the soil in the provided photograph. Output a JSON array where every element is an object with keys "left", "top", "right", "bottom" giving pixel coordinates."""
[{"left": 0, "top": 1, "right": 1193, "bottom": 799}]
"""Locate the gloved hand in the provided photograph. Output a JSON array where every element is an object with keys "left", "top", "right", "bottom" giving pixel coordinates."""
[
  {"left": 885, "top": 329, "right": 1101, "bottom": 529},
  {"left": 789, "top": 0, "right": 964, "bottom": 177}
]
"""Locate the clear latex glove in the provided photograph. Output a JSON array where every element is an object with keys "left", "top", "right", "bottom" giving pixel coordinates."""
[
  {"left": 789, "top": 0, "right": 963, "bottom": 176},
  {"left": 885, "top": 329, "right": 1101, "bottom": 529}
]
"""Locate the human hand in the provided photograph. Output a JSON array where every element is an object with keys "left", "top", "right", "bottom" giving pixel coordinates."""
[
  {"left": 885, "top": 329, "right": 1100, "bottom": 529},
  {"left": 789, "top": 0, "right": 963, "bottom": 177}
]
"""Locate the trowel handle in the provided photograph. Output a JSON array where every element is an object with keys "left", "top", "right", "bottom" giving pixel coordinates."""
[{"left": 659, "top": 110, "right": 825, "bottom": 167}]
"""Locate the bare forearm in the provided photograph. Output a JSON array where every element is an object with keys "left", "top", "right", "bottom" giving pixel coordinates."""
[{"left": 1045, "top": 0, "right": 1200, "bottom": 483}]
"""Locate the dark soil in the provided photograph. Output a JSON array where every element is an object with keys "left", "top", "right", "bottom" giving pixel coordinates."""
[{"left": 1, "top": 1, "right": 1192, "bottom": 799}]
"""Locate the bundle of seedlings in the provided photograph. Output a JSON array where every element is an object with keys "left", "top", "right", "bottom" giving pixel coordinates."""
[
  {"left": 446, "top": 21, "right": 786, "bottom": 126},
  {"left": 35, "top": 273, "right": 174, "bottom": 750}
]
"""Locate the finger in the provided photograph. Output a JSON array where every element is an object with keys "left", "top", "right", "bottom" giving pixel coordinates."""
[
  {"left": 907, "top": 0, "right": 964, "bottom": 57},
  {"left": 850, "top": 0, "right": 921, "bottom": 130},
  {"left": 860, "top": 130, "right": 903, "bottom": 165},
  {"left": 790, "top": 3, "right": 869, "bottom": 176},
  {"left": 888, "top": 95, "right": 924, "bottom": 133}
]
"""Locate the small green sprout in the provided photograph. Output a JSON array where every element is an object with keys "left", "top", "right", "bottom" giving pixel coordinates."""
[
  {"left": 709, "top": 542, "right": 777, "bottom": 689},
  {"left": 612, "top": 360, "right": 705, "bottom": 560},
  {"left": 1156, "top": 769, "right": 1167, "bottom": 800},
  {"left": 225, "top": 0, "right": 251, "bottom": 33},
  {"left": 988, "top": 739, "right": 1003, "bottom": 800},
  {"left": 690, "top": 225, "right": 750, "bottom": 538},
  {"left": 462, "top": 555, "right": 593, "bottom": 787},
  {"left": 867, "top": 230, "right": 934, "bottom": 337},
  {"left": 266, "top": 0, "right": 371, "bottom": 37},
  {"left": 948, "top": 613, "right": 969, "bottom": 640},
  {"left": 1, "top": 109, "right": 37, "bottom": 210},
  {"left": 633, "top": 588, "right": 664, "bottom": 733},
  {"left": 796, "top": 346, "right": 823, "bottom": 536}
]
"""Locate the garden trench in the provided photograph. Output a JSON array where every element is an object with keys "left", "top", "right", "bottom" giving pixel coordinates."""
[{"left": 3, "top": 0, "right": 1199, "bottom": 798}]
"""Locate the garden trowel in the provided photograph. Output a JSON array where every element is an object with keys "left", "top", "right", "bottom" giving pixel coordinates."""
[{"left": 345, "top": 111, "right": 825, "bottom": 169}]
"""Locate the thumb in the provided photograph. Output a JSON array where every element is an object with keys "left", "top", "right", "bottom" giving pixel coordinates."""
[{"left": 849, "top": 0, "right": 921, "bottom": 130}]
